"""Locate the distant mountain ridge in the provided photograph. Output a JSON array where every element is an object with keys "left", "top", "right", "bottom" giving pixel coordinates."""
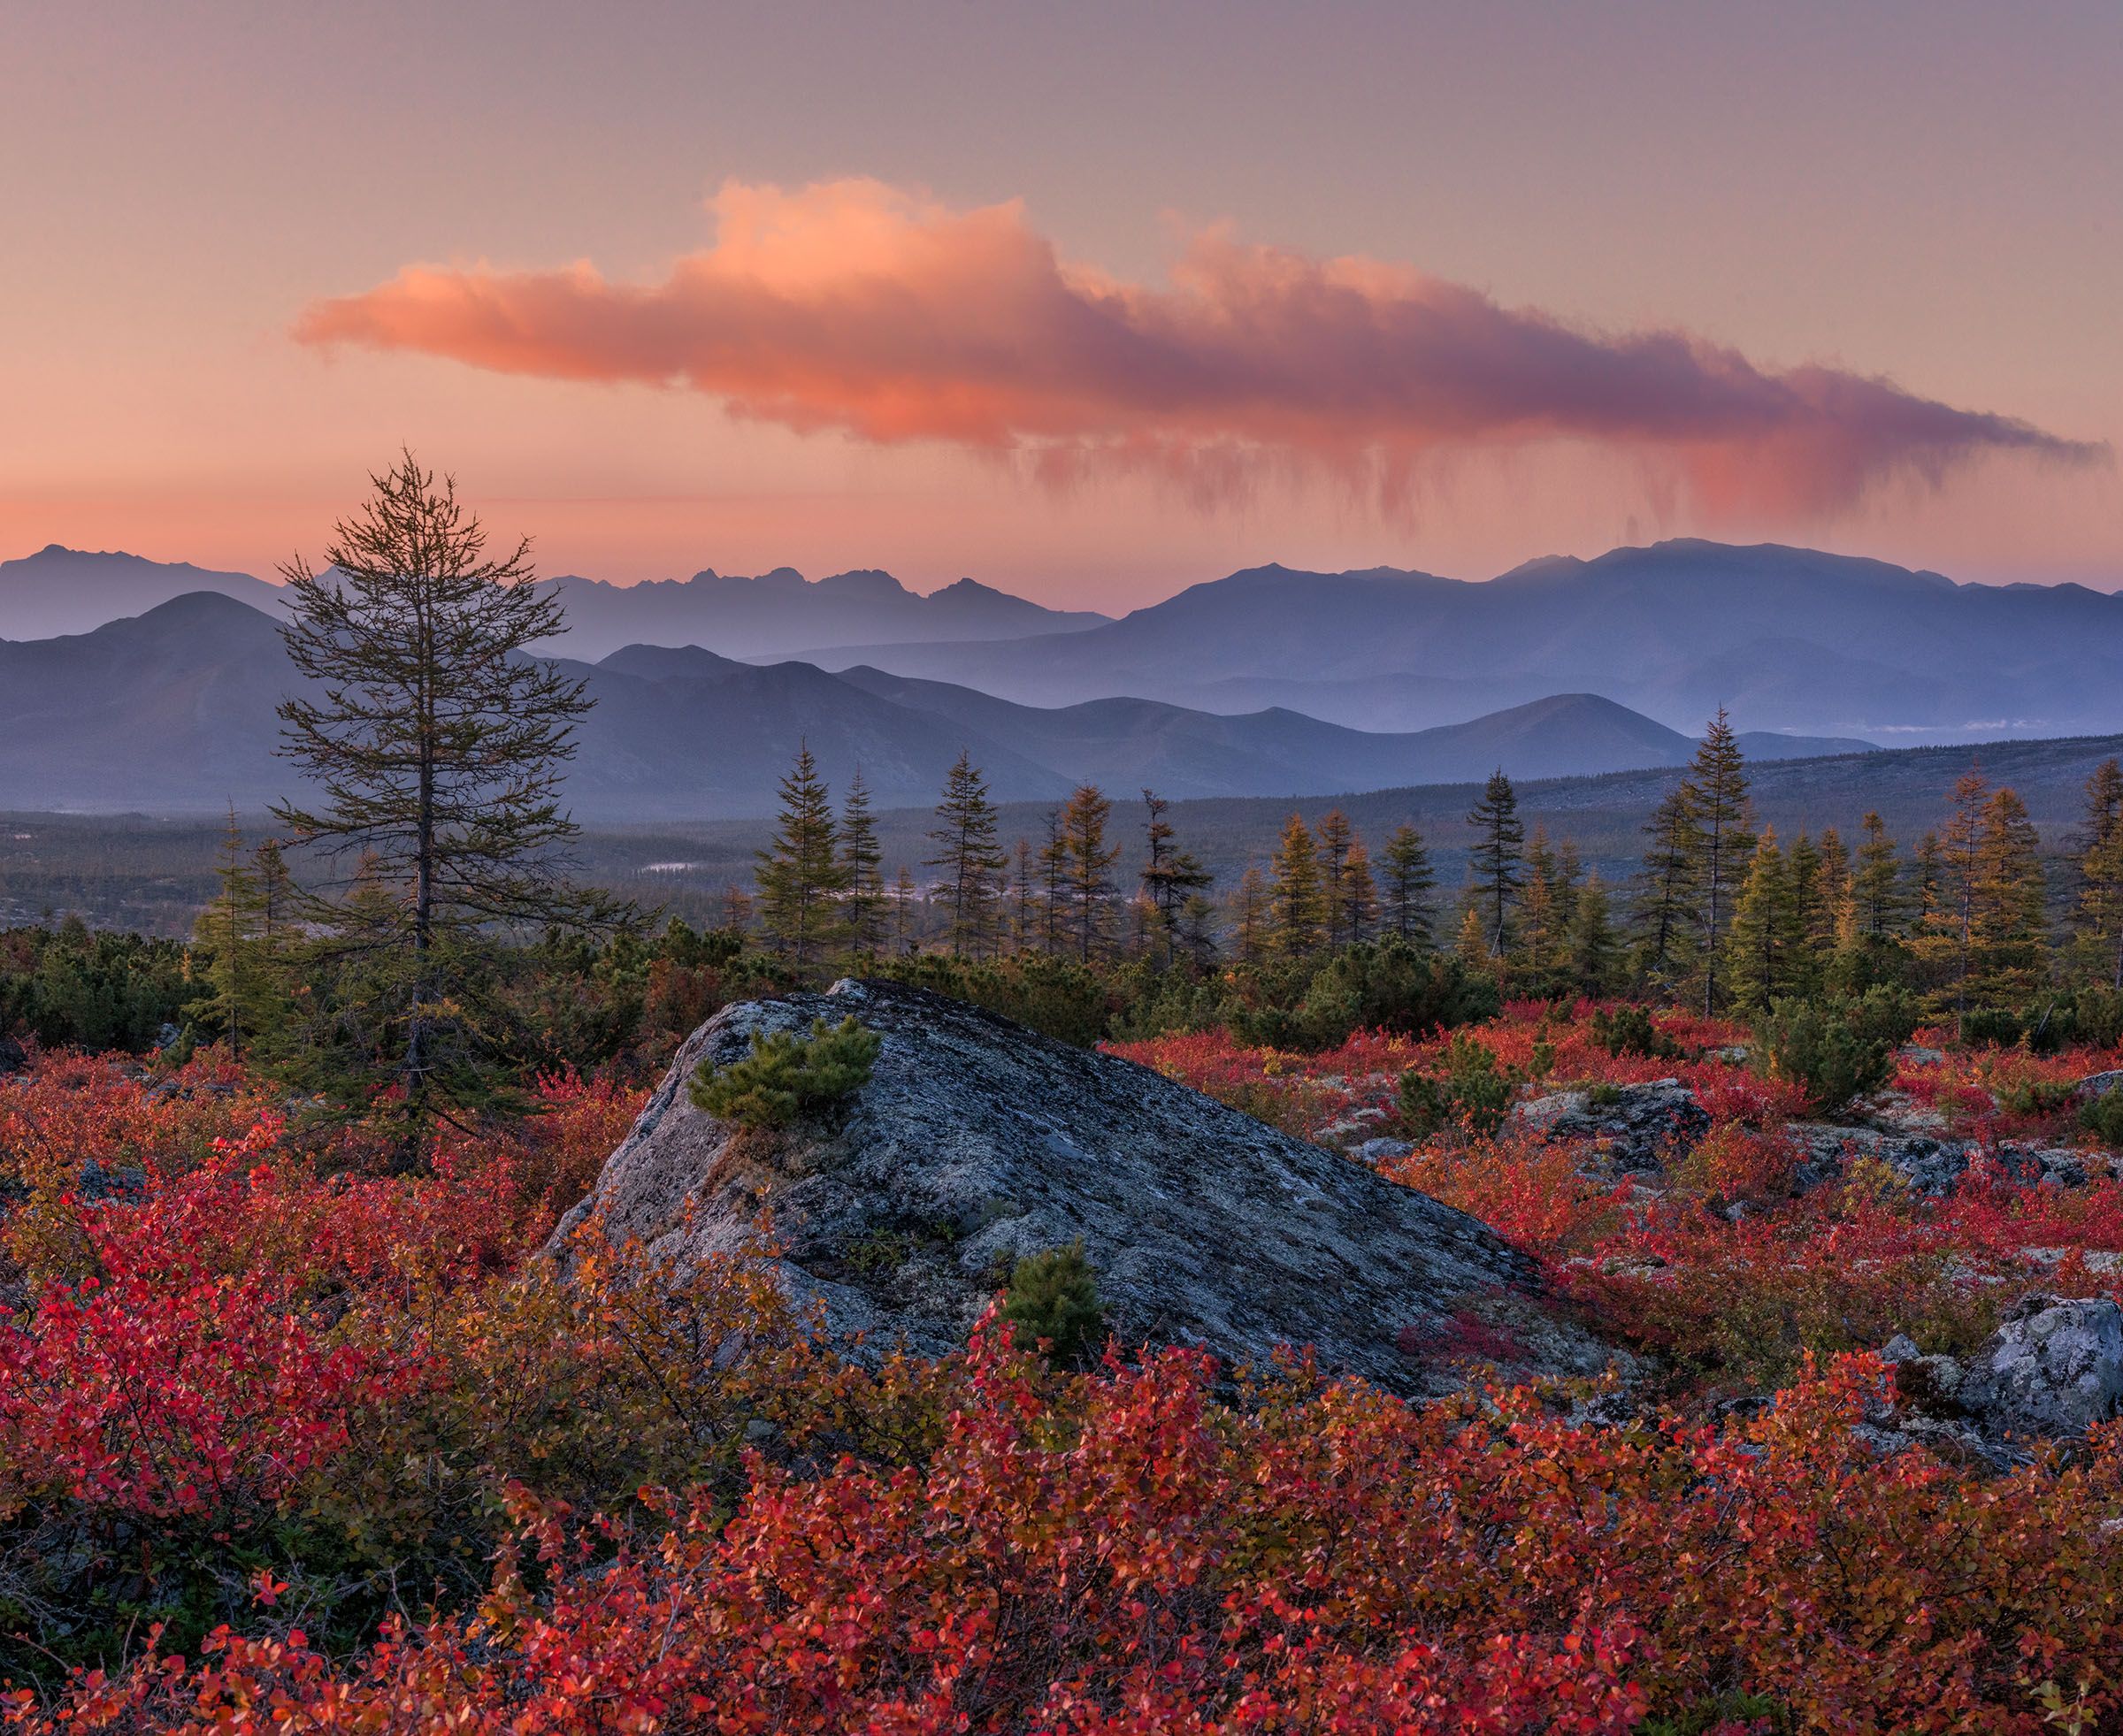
[
  {"left": 786, "top": 540, "right": 2123, "bottom": 744},
  {"left": 0, "top": 545, "right": 1106, "bottom": 660},
  {"left": 0, "top": 594, "right": 1863, "bottom": 820}
]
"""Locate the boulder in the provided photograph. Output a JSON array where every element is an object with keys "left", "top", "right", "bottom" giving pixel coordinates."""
[
  {"left": 1957, "top": 1295, "right": 2123, "bottom": 1442},
  {"left": 551, "top": 979, "right": 1614, "bottom": 1397},
  {"left": 1510, "top": 1079, "right": 1710, "bottom": 1177},
  {"left": 1789, "top": 1124, "right": 1972, "bottom": 1196},
  {"left": 2074, "top": 1069, "right": 2123, "bottom": 1104}
]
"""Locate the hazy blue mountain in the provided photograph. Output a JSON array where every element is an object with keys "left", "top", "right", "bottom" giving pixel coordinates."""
[
  {"left": 0, "top": 545, "right": 286, "bottom": 641},
  {"left": 538, "top": 568, "right": 1108, "bottom": 661},
  {"left": 789, "top": 540, "right": 2123, "bottom": 744},
  {"left": 0, "top": 597, "right": 1861, "bottom": 820}
]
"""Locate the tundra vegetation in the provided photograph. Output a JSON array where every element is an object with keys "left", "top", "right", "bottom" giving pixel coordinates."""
[{"left": 15, "top": 482, "right": 2123, "bottom": 1726}]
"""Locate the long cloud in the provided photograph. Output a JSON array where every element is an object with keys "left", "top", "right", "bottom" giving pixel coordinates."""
[{"left": 295, "top": 178, "right": 2103, "bottom": 518}]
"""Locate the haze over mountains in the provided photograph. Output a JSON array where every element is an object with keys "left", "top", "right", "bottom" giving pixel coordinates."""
[
  {"left": 7, "top": 539, "right": 2121, "bottom": 751},
  {"left": 0, "top": 593, "right": 1864, "bottom": 819}
]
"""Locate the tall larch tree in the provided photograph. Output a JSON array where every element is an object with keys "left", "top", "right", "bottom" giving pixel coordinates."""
[
  {"left": 1680, "top": 710, "right": 1753, "bottom": 1014},
  {"left": 1464, "top": 769, "right": 1525, "bottom": 958},
  {"left": 1972, "top": 785, "right": 2048, "bottom": 1012},
  {"left": 1057, "top": 784, "right": 1120, "bottom": 963},
  {"left": 1786, "top": 832, "right": 1828, "bottom": 998},
  {"left": 1912, "top": 770, "right": 1989, "bottom": 1024},
  {"left": 1227, "top": 865, "right": 1271, "bottom": 966},
  {"left": 1315, "top": 810, "right": 1357, "bottom": 948},
  {"left": 926, "top": 750, "right": 1008, "bottom": 958},
  {"left": 1139, "top": 789, "right": 1213, "bottom": 967},
  {"left": 272, "top": 451, "right": 625, "bottom": 1141},
  {"left": 1268, "top": 814, "right": 1327, "bottom": 959},
  {"left": 756, "top": 741, "right": 847, "bottom": 966},
  {"left": 1632, "top": 784, "right": 1701, "bottom": 997},
  {"left": 1725, "top": 830, "right": 1798, "bottom": 1013},
  {"left": 1341, "top": 837, "right": 1379, "bottom": 947},
  {"left": 838, "top": 767, "right": 886, "bottom": 958},
  {"left": 1380, "top": 822, "right": 1437, "bottom": 947}
]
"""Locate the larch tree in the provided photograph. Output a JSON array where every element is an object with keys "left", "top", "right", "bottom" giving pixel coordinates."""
[
  {"left": 1680, "top": 711, "right": 1753, "bottom": 1015},
  {"left": 1632, "top": 784, "right": 1701, "bottom": 997},
  {"left": 187, "top": 809, "right": 285, "bottom": 1062},
  {"left": 1227, "top": 865, "right": 1271, "bottom": 966},
  {"left": 2076, "top": 759, "right": 2123, "bottom": 990},
  {"left": 1314, "top": 810, "right": 1356, "bottom": 948},
  {"left": 1973, "top": 785, "right": 2048, "bottom": 1012},
  {"left": 1268, "top": 814, "right": 1326, "bottom": 959},
  {"left": 1724, "top": 830, "right": 1797, "bottom": 1014},
  {"left": 272, "top": 452, "right": 624, "bottom": 1138},
  {"left": 756, "top": 741, "right": 847, "bottom": 966},
  {"left": 1567, "top": 870, "right": 1623, "bottom": 997},
  {"left": 838, "top": 767, "right": 886, "bottom": 958},
  {"left": 1341, "top": 837, "right": 1379, "bottom": 947},
  {"left": 1912, "top": 770, "right": 1989, "bottom": 1024},
  {"left": 1057, "top": 784, "right": 1121, "bottom": 963},
  {"left": 1380, "top": 822, "right": 1437, "bottom": 947},
  {"left": 1464, "top": 769, "right": 1525, "bottom": 958},
  {"left": 926, "top": 750, "right": 1008, "bottom": 958},
  {"left": 1138, "top": 788, "right": 1213, "bottom": 967}
]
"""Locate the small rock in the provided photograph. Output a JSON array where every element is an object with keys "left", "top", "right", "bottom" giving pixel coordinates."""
[
  {"left": 2074, "top": 1069, "right": 2123, "bottom": 1103},
  {"left": 1897, "top": 1044, "right": 1945, "bottom": 1067},
  {"left": 1877, "top": 1333, "right": 1920, "bottom": 1365}
]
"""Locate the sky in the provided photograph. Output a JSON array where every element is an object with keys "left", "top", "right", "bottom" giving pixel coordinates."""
[{"left": 2, "top": 0, "right": 2118, "bottom": 612}]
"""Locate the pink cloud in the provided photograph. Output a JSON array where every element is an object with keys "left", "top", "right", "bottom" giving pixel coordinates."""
[{"left": 295, "top": 178, "right": 2103, "bottom": 519}]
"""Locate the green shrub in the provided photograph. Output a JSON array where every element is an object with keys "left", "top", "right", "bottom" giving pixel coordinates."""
[
  {"left": 1958, "top": 1006, "right": 2022, "bottom": 1050},
  {"left": 1396, "top": 1033, "right": 1521, "bottom": 1139},
  {"left": 1001, "top": 1241, "right": 1104, "bottom": 1365},
  {"left": 1845, "top": 984, "right": 1920, "bottom": 1051},
  {"left": 1755, "top": 998, "right": 1895, "bottom": 1114},
  {"left": 1590, "top": 1003, "right": 1683, "bottom": 1061},
  {"left": 1229, "top": 941, "right": 1499, "bottom": 1052},
  {"left": 687, "top": 1014, "right": 880, "bottom": 1129},
  {"left": 2081, "top": 1088, "right": 2123, "bottom": 1149},
  {"left": 2067, "top": 988, "right": 2123, "bottom": 1051}
]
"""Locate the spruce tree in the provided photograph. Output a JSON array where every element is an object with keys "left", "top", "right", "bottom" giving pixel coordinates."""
[
  {"left": 1680, "top": 709, "right": 1752, "bottom": 1014},
  {"left": 926, "top": 750, "right": 1007, "bottom": 957},
  {"left": 1057, "top": 784, "right": 1120, "bottom": 963},
  {"left": 1786, "top": 831, "right": 1828, "bottom": 998},
  {"left": 188, "top": 810, "right": 278, "bottom": 1060},
  {"left": 1464, "top": 769, "right": 1525, "bottom": 957},
  {"left": 1725, "top": 830, "right": 1798, "bottom": 1013},
  {"left": 1851, "top": 812, "right": 1907, "bottom": 941},
  {"left": 1380, "top": 822, "right": 1437, "bottom": 947},
  {"left": 1341, "top": 837, "right": 1379, "bottom": 947},
  {"left": 838, "top": 767, "right": 886, "bottom": 958},
  {"left": 756, "top": 741, "right": 847, "bottom": 965},
  {"left": 1268, "top": 814, "right": 1327, "bottom": 959},
  {"left": 272, "top": 452, "right": 625, "bottom": 1136}
]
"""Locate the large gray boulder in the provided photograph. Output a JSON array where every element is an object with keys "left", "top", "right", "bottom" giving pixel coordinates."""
[
  {"left": 1510, "top": 1079, "right": 1710, "bottom": 1177},
  {"left": 551, "top": 978, "right": 1614, "bottom": 1397},
  {"left": 1957, "top": 1295, "right": 2123, "bottom": 1442}
]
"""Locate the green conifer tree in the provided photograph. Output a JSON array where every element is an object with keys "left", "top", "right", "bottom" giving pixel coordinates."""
[
  {"left": 1464, "top": 769, "right": 1525, "bottom": 958},
  {"left": 1268, "top": 814, "right": 1327, "bottom": 959},
  {"left": 1681, "top": 709, "right": 1753, "bottom": 1015},
  {"left": 755, "top": 741, "right": 847, "bottom": 966},
  {"left": 838, "top": 767, "right": 886, "bottom": 958},
  {"left": 1379, "top": 822, "right": 1437, "bottom": 948},
  {"left": 926, "top": 750, "right": 1008, "bottom": 958}
]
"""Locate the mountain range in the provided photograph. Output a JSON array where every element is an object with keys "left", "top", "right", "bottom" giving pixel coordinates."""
[
  {"left": 0, "top": 594, "right": 1862, "bottom": 820},
  {"left": 786, "top": 541, "right": 2123, "bottom": 743},
  {"left": 8, "top": 539, "right": 2119, "bottom": 748}
]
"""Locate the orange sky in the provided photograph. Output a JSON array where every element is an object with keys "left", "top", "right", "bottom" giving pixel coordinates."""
[{"left": 3, "top": 0, "right": 2117, "bottom": 611}]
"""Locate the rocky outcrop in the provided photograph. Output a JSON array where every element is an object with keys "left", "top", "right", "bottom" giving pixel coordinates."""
[
  {"left": 1509, "top": 1080, "right": 1710, "bottom": 1177},
  {"left": 551, "top": 979, "right": 1615, "bottom": 1397},
  {"left": 1866, "top": 1296, "right": 2123, "bottom": 1466}
]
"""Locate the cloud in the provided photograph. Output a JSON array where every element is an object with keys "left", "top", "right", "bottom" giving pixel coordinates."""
[{"left": 295, "top": 178, "right": 2103, "bottom": 519}]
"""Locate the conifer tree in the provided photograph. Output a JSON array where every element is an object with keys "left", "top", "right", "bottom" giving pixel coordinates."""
[
  {"left": 1852, "top": 812, "right": 1907, "bottom": 942},
  {"left": 1010, "top": 837, "right": 1037, "bottom": 953},
  {"left": 2076, "top": 760, "right": 2123, "bottom": 990},
  {"left": 1912, "top": 771, "right": 1989, "bottom": 1023},
  {"left": 720, "top": 883, "right": 754, "bottom": 934},
  {"left": 1379, "top": 822, "right": 1437, "bottom": 947},
  {"left": 1814, "top": 827, "right": 1852, "bottom": 944},
  {"left": 1268, "top": 814, "right": 1327, "bottom": 959},
  {"left": 1680, "top": 710, "right": 1753, "bottom": 1015},
  {"left": 188, "top": 810, "right": 279, "bottom": 1060},
  {"left": 926, "top": 750, "right": 1008, "bottom": 957},
  {"left": 1453, "top": 899, "right": 1491, "bottom": 963},
  {"left": 1464, "top": 769, "right": 1525, "bottom": 957},
  {"left": 1972, "top": 785, "right": 2048, "bottom": 1010},
  {"left": 756, "top": 741, "right": 847, "bottom": 965},
  {"left": 1632, "top": 784, "right": 1701, "bottom": 996},
  {"left": 1038, "top": 807, "right": 1068, "bottom": 953},
  {"left": 1786, "top": 831, "right": 1828, "bottom": 998},
  {"left": 1315, "top": 810, "right": 1356, "bottom": 948},
  {"left": 1341, "top": 838, "right": 1379, "bottom": 947},
  {"left": 1567, "top": 871, "right": 1623, "bottom": 998},
  {"left": 838, "top": 767, "right": 886, "bottom": 958},
  {"left": 1725, "top": 830, "right": 1798, "bottom": 1013},
  {"left": 1515, "top": 825, "right": 1571, "bottom": 992},
  {"left": 1138, "top": 789, "right": 1213, "bottom": 967},
  {"left": 1057, "top": 784, "right": 1120, "bottom": 963},
  {"left": 1179, "top": 893, "right": 1219, "bottom": 967},
  {"left": 1227, "top": 865, "right": 1271, "bottom": 967},
  {"left": 272, "top": 452, "right": 625, "bottom": 1135}
]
